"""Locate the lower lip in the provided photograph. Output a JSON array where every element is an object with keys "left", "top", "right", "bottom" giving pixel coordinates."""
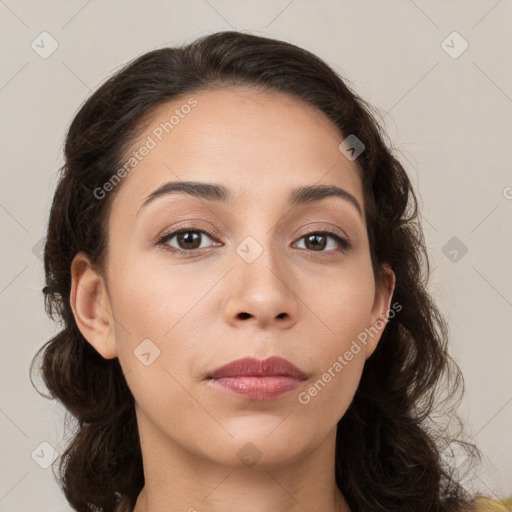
[{"left": 207, "top": 376, "right": 304, "bottom": 400}]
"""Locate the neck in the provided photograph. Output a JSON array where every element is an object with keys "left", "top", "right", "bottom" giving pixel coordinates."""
[{"left": 132, "top": 410, "right": 351, "bottom": 512}]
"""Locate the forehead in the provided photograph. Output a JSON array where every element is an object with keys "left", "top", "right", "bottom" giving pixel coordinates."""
[{"left": 109, "top": 86, "right": 364, "bottom": 218}]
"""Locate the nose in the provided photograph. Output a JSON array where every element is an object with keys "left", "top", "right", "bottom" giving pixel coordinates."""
[{"left": 223, "top": 246, "right": 300, "bottom": 330}]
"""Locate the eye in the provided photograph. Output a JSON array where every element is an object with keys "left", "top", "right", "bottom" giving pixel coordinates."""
[
  {"left": 156, "top": 226, "right": 351, "bottom": 256},
  {"left": 157, "top": 227, "right": 219, "bottom": 255},
  {"left": 295, "top": 231, "right": 351, "bottom": 253}
]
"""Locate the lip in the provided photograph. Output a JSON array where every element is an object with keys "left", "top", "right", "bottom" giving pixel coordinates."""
[{"left": 207, "top": 356, "right": 308, "bottom": 401}]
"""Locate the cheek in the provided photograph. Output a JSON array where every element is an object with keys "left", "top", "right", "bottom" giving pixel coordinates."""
[
  {"left": 108, "top": 252, "right": 210, "bottom": 337},
  {"left": 297, "top": 269, "right": 374, "bottom": 417},
  {"left": 293, "top": 258, "right": 375, "bottom": 405},
  {"left": 297, "top": 258, "right": 376, "bottom": 341},
  {"left": 107, "top": 260, "right": 203, "bottom": 422},
  {"left": 107, "top": 254, "right": 218, "bottom": 385}
]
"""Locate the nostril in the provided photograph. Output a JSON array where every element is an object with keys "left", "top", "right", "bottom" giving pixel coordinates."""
[{"left": 238, "top": 312, "right": 251, "bottom": 319}]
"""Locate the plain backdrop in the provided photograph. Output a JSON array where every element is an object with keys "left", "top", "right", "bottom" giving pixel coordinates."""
[{"left": 0, "top": 1, "right": 511, "bottom": 510}]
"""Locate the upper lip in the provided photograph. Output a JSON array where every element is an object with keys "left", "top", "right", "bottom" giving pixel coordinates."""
[{"left": 208, "top": 356, "right": 308, "bottom": 380}]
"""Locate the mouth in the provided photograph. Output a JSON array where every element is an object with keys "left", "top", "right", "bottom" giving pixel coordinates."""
[{"left": 206, "top": 356, "right": 308, "bottom": 401}]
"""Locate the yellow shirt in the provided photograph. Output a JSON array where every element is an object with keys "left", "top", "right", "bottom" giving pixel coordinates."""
[{"left": 473, "top": 497, "right": 512, "bottom": 511}]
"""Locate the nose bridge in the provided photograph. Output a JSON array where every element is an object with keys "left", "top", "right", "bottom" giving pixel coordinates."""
[
  {"left": 232, "top": 202, "right": 285, "bottom": 278},
  {"left": 242, "top": 197, "right": 293, "bottom": 267},
  {"left": 238, "top": 226, "right": 289, "bottom": 292}
]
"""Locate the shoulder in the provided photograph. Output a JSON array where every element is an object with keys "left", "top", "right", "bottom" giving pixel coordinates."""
[{"left": 471, "top": 496, "right": 512, "bottom": 512}]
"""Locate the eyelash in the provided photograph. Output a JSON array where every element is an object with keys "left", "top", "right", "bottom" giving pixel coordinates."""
[{"left": 156, "top": 225, "right": 351, "bottom": 256}]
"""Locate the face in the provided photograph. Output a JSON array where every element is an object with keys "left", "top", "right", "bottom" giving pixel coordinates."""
[{"left": 71, "top": 86, "right": 395, "bottom": 470}]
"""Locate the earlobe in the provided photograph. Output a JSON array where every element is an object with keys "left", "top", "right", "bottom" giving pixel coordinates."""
[
  {"left": 365, "top": 263, "right": 396, "bottom": 359},
  {"left": 70, "top": 252, "right": 117, "bottom": 359}
]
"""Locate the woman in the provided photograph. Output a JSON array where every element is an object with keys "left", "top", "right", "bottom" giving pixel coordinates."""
[{"left": 30, "top": 30, "right": 510, "bottom": 512}]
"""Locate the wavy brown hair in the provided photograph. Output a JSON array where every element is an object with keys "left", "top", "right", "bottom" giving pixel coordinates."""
[{"left": 30, "top": 30, "right": 486, "bottom": 512}]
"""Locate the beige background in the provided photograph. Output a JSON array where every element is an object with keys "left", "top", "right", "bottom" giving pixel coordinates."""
[{"left": 0, "top": 1, "right": 511, "bottom": 510}]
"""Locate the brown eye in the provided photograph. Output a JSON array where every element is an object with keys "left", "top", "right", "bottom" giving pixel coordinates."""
[
  {"left": 175, "top": 231, "right": 202, "bottom": 250},
  {"left": 295, "top": 231, "right": 350, "bottom": 253},
  {"left": 157, "top": 228, "right": 218, "bottom": 254},
  {"left": 304, "top": 233, "right": 327, "bottom": 251}
]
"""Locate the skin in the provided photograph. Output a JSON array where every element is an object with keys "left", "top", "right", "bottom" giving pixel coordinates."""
[{"left": 70, "top": 86, "right": 395, "bottom": 512}]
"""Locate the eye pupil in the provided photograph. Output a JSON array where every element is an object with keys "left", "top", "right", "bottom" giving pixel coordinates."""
[
  {"left": 305, "top": 234, "right": 327, "bottom": 251},
  {"left": 177, "top": 231, "right": 201, "bottom": 249}
]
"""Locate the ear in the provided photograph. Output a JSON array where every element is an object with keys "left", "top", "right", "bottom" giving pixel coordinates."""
[
  {"left": 70, "top": 252, "right": 117, "bottom": 359},
  {"left": 365, "top": 263, "right": 396, "bottom": 359}
]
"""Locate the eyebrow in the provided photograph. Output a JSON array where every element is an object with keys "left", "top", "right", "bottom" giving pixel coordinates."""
[{"left": 137, "top": 181, "right": 363, "bottom": 218}]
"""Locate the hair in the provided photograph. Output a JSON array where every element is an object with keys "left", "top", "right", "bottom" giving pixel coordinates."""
[{"left": 30, "top": 30, "right": 487, "bottom": 512}]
